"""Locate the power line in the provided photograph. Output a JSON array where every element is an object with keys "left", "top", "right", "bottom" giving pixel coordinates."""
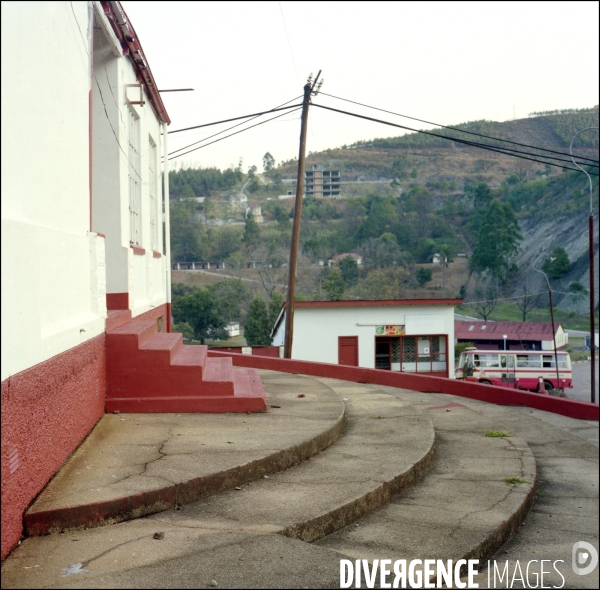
[
  {"left": 168, "top": 106, "right": 303, "bottom": 161},
  {"left": 311, "top": 102, "right": 599, "bottom": 176},
  {"left": 168, "top": 97, "right": 302, "bottom": 158},
  {"left": 319, "top": 91, "right": 599, "bottom": 166},
  {"left": 169, "top": 101, "right": 302, "bottom": 134}
]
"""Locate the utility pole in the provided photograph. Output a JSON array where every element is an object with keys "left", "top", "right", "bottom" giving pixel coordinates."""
[
  {"left": 533, "top": 259, "right": 561, "bottom": 391},
  {"left": 284, "top": 71, "right": 322, "bottom": 359}
]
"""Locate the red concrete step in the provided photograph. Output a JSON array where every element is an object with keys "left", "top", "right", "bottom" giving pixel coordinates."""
[
  {"left": 234, "top": 367, "right": 267, "bottom": 400},
  {"left": 171, "top": 344, "right": 208, "bottom": 371},
  {"left": 201, "top": 357, "right": 235, "bottom": 397},
  {"left": 105, "top": 392, "right": 266, "bottom": 413},
  {"left": 140, "top": 333, "right": 183, "bottom": 364},
  {"left": 106, "top": 320, "right": 157, "bottom": 347},
  {"left": 105, "top": 318, "right": 266, "bottom": 412},
  {"left": 105, "top": 368, "right": 266, "bottom": 413}
]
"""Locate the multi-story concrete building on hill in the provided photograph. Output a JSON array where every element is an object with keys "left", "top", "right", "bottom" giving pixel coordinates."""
[{"left": 304, "top": 164, "right": 341, "bottom": 197}]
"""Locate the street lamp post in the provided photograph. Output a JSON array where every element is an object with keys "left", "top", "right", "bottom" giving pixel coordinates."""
[{"left": 570, "top": 127, "right": 598, "bottom": 404}]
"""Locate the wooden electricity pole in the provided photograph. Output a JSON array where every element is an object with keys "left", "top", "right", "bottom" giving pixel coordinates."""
[{"left": 284, "top": 71, "right": 321, "bottom": 359}]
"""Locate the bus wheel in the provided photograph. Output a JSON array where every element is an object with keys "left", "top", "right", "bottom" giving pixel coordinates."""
[
  {"left": 544, "top": 381, "right": 554, "bottom": 392},
  {"left": 480, "top": 380, "right": 492, "bottom": 385}
]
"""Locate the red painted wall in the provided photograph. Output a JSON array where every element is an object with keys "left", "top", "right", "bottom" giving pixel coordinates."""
[
  {"left": 208, "top": 350, "right": 599, "bottom": 421},
  {"left": 1, "top": 335, "right": 106, "bottom": 560}
]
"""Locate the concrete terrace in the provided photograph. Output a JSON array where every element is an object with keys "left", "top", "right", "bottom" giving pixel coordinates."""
[{"left": 1, "top": 370, "right": 598, "bottom": 589}]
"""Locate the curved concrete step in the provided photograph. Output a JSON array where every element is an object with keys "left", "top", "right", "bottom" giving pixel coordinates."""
[
  {"left": 24, "top": 372, "right": 345, "bottom": 536},
  {"left": 4, "top": 378, "right": 596, "bottom": 590},
  {"left": 145, "top": 379, "right": 436, "bottom": 543},
  {"left": 317, "top": 389, "right": 537, "bottom": 572}
]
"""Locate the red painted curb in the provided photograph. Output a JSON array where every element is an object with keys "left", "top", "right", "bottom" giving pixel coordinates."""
[{"left": 208, "top": 351, "right": 599, "bottom": 421}]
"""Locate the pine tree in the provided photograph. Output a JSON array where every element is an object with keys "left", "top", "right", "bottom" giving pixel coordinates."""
[{"left": 244, "top": 296, "right": 271, "bottom": 346}]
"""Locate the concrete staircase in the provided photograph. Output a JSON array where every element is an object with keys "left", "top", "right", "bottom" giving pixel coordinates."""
[
  {"left": 105, "top": 316, "right": 266, "bottom": 413},
  {"left": 4, "top": 371, "right": 597, "bottom": 590}
]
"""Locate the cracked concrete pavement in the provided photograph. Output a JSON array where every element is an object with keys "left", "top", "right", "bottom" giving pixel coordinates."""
[{"left": 2, "top": 372, "right": 598, "bottom": 589}]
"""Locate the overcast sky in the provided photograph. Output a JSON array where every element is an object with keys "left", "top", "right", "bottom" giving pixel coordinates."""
[{"left": 123, "top": 1, "right": 599, "bottom": 172}]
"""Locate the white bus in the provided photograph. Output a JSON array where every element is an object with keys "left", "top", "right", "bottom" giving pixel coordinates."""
[{"left": 455, "top": 347, "right": 573, "bottom": 392}]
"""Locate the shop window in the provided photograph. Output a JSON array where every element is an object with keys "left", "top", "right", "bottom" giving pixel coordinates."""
[{"left": 375, "top": 335, "right": 448, "bottom": 375}]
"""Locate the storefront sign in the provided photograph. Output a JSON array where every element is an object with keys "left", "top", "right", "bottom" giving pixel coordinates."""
[{"left": 376, "top": 325, "right": 405, "bottom": 336}]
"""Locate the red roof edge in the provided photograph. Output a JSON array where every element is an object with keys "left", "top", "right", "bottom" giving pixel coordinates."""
[
  {"left": 286, "top": 299, "right": 462, "bottom": 308},
  {"left": 102, "top": 2, "right": 171, "bottom": 125}
]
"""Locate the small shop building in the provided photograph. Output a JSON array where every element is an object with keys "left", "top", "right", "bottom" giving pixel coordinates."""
[{"left": 271, "top": 299, "right": 461, "bottom": 378}]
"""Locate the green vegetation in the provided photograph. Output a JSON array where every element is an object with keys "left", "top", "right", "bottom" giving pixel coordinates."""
[
  {"left": 505, "top": 477, "right": 529, "bottom": 485},
  {"left": 485, "top": 431, "right": 510, "bottom": 438},
  {"left": 244, "top": 296, "right": 271, "bottom": 346},
  {"left": 172, "top": 288, "right": 229, "bottom": 344},
  {"left": 172, "top": 280, "right": 251, "bottom": 344},
  {"left": 339, "top": 257, "right": 359, "bottom": 287},
  {"left": 168, "top": 106, "right": 598, "bottom": 328},
  {"left": 470, "top": 200, "right": 522, "bottom": 282},
  {"left": 542, "top": 247, "right": 570, "bottom": 279},
  {"left": 322, "top": 267, "right": 346, "bottom": 301},
  {"left": 170, "top": 166, "right": 243, "bottom": 199},
  {"left": 416, "top": 267, "right": 432, "bottom": 286}
]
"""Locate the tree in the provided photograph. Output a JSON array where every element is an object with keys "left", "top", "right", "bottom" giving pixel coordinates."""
[
  {"left": 322, "top": 267, "right": 345, "bottom": 301},
  {"left": 173, "top": 321, "right": 195, "bottom": 341},
  {"left": 472, "top": 182, "right": 493, "bottom": 210},
  {"left": 515, "top": 284, "right": 537, "bottom": 322},
  {"left": 170, "top": 200, "right": 204, "bottom": 262},
  {"left": 542, "top": 247, "right": 570, "bottom": 279},
  {"left": 468, "top": 277, "right": 499, "bottom": 321},
  {"left": 242, "top": 216, "right": 261, "bottom": 249},
  {"left": 514, "top": 160, "right": 532, "bottom": 181},
  {"left": 362, "top": 233, "right": 403, "bottom": 269},
  {"left": 339, "top": 257, "right": 359, "bottom": 287},
  {"left": 471, "top": 200, "right": 522, "bottom": 282},
  {"left": 181, "top": 184, "right": 196, "bottom": 200},
  {"left": 358, "top": 197, "right": 398, "bottom": 241},
  {"left": 244, "top": 296, "right": 271, "bottom": 346},
  {"left": 172, "top": 288, "right": 228, "bottom": 344},
  {"left": 207, "top": 280, "right": 251, "bottom": 323},
  {"left": 473, "top": 159, "right": 498, "bottom": 173},
  {"left": 416, "top": 267, "right": 433, "bottom": 286},
  {"left": 262, "top": 152, "right": 275, "bottom": 172}
]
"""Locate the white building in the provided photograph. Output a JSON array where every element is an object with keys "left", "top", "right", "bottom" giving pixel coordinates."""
[
  {"left": 226, "top": 322, "right": 241, "bottom": 337},
  {"left": 271, "top": 300, "right": 460, "bottom": 377},
  {"left": 1, "top": 1, "right": 170, "bottom": 560}
]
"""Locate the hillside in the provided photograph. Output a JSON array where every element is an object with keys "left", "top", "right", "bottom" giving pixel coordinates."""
[
  {"left": 168, "top": 107, "right": 599, "bottom": 320},
  {"left": 278, "top": 107, "right": 598, "bottom": 185}
]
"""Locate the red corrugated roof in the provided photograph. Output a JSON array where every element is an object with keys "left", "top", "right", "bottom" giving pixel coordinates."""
[{"left": 454, "top": 321, "right": 560, "bottom": 340}]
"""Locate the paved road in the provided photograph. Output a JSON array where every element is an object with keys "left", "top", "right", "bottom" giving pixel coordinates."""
[{"left": 568, "top": 359, "right": 600, "bottom": 404}]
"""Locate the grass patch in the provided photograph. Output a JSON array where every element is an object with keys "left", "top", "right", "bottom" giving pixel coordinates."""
[
  {"left": 485, "top": 430, "right": 510, "bottom": 437},
  {"left": 505, "top": 477, "right": 528, "bottom": 485}
]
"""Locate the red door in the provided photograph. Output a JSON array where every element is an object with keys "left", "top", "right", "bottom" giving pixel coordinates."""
[{"left": 338, "top": 336, "right": 359, "bottom": 366}]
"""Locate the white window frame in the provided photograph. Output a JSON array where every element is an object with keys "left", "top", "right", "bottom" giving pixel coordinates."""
[
  {"left": 148, "top": 135, "right": 157, "bottom": 251},
  {"left": 128, "top": 107, "right": 141, "bottom": 245}
]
